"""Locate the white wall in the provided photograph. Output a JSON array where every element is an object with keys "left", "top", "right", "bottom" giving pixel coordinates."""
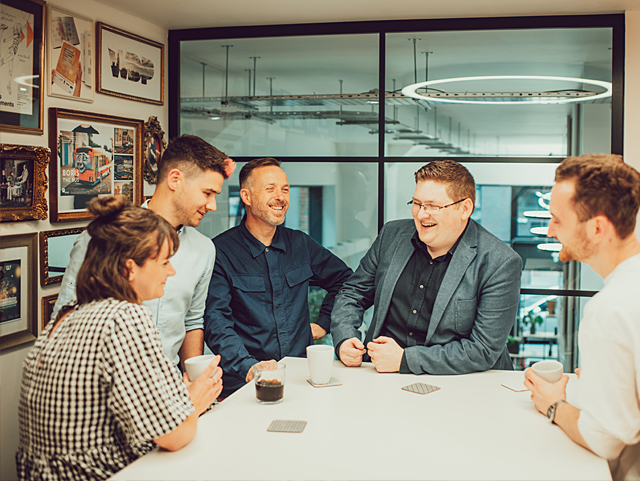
[{"left": 0, "top": 0, "right": 167, "bottom": 478}]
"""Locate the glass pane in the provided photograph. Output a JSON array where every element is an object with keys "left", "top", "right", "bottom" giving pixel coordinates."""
[
  {"left": 180, "top": 35, "right": 379, "bottom": 157},
  {"left": 385, "top": 28, "right": 612, "bottom": 157},
  {"left": 197, "top": 161, "right": 378, "bottom": 271}
]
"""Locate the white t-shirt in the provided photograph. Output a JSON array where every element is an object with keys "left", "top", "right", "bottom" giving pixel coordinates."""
[{"left": 578, "top": 253, "right": 640, "bottom": 481}]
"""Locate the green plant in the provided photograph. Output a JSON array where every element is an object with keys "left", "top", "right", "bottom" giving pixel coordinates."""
[
  {"left": 522, "top": 312, "right": 544, "bottom": 333},
  {"left": 506, "top": 335, "right": 521, "bottom": 354}
]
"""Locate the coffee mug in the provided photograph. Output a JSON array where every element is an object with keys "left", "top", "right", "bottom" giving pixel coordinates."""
[
  {"left": 531, "top": 360, "right": 564, "bottom": 383},
  {"left": 184, "top": 354, "right": 217, "bottom": 381},
  {"left": 307, "top": 344, "right": 334, "bottom": 385}
]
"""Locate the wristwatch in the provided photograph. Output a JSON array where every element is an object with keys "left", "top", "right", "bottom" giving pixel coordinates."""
[{"left": 546, "top": 399, "right": 566, "bottom": 424}]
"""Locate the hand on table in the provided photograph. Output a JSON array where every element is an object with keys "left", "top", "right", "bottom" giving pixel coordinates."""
[
  {"left": 183, "top": 355, "right": 223, "bottom": 416},
  {"left": 367, "top": 336, "right": 403, "bottom": 373},
  {"left": 339, "top": 337, "right": 366, "bottom": 367},
  {"left": 310, "top": 323, "right": 327, "bottom": 340},
  {"left": 524, "top": 367, "right": 569, "bottom": 415},
  {"left": 245, "top": 359, "right": 278, "bottom": 383}
]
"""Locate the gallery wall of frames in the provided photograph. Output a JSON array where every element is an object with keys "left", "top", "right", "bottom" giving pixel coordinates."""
[{"left": 0, "top": 1, "right": 169, "bottom": 479}]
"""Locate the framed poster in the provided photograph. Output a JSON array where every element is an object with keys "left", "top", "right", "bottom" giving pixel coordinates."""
[
  {"left": 0, "top": 0, "right": 45, "bottom": 134},
  {"left": 96, "top": 22, "right": 164, "bottom": 105},
  {"left": 0, "top": 144, "right": 49, "bottom": 222},
  {"left": 143, "top": 116, "right": 166, "bottom": 184},
  {"left": 0, "top": 232, "right": 38, "bottom": 350},
  {"left": 48, "top": 108, "right": 143, "bottom": 222},
  {"left": 41, "top": 293, "right": 58, "bottom": 329},
  {"left": 48, "top": 6, "right": 93, "bottom": 102}
]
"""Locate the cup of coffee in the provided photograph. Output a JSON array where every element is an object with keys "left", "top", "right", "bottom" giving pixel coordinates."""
[
  {"left": 531, "top": 360, "right": 564, "bottom": 383},
  {"left": 184, "top": 354, "right": 217, "bottom": 381},
  {"left": 307, "top": 344, "right": 334, "bottom": 385},
  {"left": 254, "top": 362, "right": 286, "bottom": 404}
]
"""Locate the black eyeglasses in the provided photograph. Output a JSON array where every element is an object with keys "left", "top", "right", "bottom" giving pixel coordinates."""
[{"left": 408, "top": 198, "right": 467, "bottom": 214}]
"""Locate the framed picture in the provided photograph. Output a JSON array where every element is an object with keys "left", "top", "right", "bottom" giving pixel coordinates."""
[
  {"left": 39, "top": 227, "right": 84, "bottom": 286},
  {"left": 41, "top": 293, "right": 58, "bottom": 329},
  {"left": 96, "top": 22, "right": 164, "bottom": 105},
  {"left": 48, "top": 6, "right": 93, "bottom": 102},
  {"left": 0, "top": 232, "right": 38, "bottom": 350},
  {"left": 143, "top": 116, "right": 166, "bottom": 184},
  {"left": 0, "top": 144, "right": 49, "bottom": 222},
  {"left": 48, "top": 108, "right": 143, "bottom": 222},
  {"left": 0, "top": 0, "right": 45, "bottom": 134}
]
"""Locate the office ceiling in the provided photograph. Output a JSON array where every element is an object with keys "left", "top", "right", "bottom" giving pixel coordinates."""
[{"left": 95, "top": 0, "right": 637, "bottom": 30}]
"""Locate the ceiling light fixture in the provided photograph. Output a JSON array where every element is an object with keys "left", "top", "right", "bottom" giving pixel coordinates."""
[
  {"left": 401, "top": 76, "right": 612, "bottom": 105},
  {"left": 524, "top": 210, "right": 552, "bottom": 219},
  {"left": 537, "top": 243, "right": 562, "bottom": 252}
]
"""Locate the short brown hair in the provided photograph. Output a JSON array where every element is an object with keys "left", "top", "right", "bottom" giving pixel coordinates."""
[
  {"left": 414, "top": 160, "right": 476, "bottom": 205},
  {"left": 76, "top": 197, "right": 179, "bottom": 305},
  {"left": 239, "top": 157, "right": 282, "bottom": 189},
  {"left": 555, "top": 154, "right": 640, "bottom": 239},
  {"left": 158, "top": 134, "right": 231, "bottom": 181}
]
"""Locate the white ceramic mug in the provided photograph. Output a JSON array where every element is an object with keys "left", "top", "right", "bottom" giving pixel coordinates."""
[
  {"left": 307, "top": 344, "right": 334, "bottom": 384},
  {"left": 184, "top": 354, "right": 217, "bottom": 381},
  {"left": 531, "top": 360, "right": 564, "bottom": 383}
]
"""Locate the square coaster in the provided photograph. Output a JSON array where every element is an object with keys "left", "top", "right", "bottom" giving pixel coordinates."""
[
  {"left": 307, "top": 377, "right": 342, "bottom": 388},
  {"left": 267, "top": 420, "right": 307, "bottom": 433},
  {"left": 401, "top": 382, "right": 441, "bottom": 395}
]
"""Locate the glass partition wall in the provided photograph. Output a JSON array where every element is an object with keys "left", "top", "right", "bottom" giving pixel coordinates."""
[{"left": 170, "top": 15, "right": 624, "bottom": 370}]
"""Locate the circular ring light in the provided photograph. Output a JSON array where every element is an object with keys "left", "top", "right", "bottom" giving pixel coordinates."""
[{"left": 401, "top": 76, "right": 612, "bottom": 105}]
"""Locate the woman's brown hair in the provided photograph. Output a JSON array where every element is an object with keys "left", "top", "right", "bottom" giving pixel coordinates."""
[{"left": 76, "top": 197, "right": 179, "bottom": 305}]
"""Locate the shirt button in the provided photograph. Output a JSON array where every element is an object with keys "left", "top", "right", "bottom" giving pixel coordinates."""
[
  {"left": 430, "top": 260, "right": 433, "bottom": 265},
  {"left": 409, "top": 332, "right": 414, "bottom": 336},
  {"left": 420, "top": 285, "right": 424, "bottom": 289},
  {"left": 265, "top": 248, "right": 269, "bottom": 252},
  {"left": 412, "top": 309, "right": 417, "bottom": 314}
]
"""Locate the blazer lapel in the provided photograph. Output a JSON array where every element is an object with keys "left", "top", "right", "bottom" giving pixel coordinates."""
[
  {"left": 425, "top": 221, "right": 478, "bottom": 344},
  {"left": 365, "top": 232, "right": 414, "bottom": 343}
]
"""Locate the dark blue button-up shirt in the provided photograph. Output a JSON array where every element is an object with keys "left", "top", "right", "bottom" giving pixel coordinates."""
[{"left": 204, "top": 218, "right": 353, "bottom": 397}]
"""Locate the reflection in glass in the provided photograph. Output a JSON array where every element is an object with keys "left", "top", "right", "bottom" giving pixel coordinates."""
[
  {"left": 47, "top": 233, "right": 81, "bottom": 278},
  {"left": 180, "top": 35, "right": 379, "bottom": 157}
]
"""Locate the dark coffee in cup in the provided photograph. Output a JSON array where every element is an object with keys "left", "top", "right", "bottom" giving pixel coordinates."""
[{"left": 255, "top": 379, "right": 284, "bottom": 403}]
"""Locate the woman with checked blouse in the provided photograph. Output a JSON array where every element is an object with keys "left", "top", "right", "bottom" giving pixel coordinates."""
[{"left": 16, "top": 197, "right": 223, "bottom": 480}]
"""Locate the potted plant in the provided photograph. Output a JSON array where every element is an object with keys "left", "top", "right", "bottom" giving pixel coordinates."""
[
  {"left": 506, "top": 335, "right": 521, "bottom": 354},
  {"left": 523, "top": 312, "right": 544, "bottom": 335}
]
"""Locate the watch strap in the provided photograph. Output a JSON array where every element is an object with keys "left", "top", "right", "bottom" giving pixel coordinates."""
[{"left": 547, "top": 399, "right": 566, "bottom": 424}]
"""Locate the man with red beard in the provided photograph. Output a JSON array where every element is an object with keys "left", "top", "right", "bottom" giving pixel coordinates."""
[
  {"left": 525, "top": 154, "right": 640, "bottom": 481},
  {"left": 204, "top": 157, "right": 353, "bottom": 398}
]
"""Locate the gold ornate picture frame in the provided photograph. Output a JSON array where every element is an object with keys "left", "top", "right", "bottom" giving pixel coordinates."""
[
  {"left": 39, "top": 227, "right": 84, "bottom": 285},
  {"left": 0, "top": 144, "right": 49, "bottom": 222},
  {"left": 41, "top": 293, "right": 58, "bottom": 329},
  {"left": 143, "top": 116, "right": 166, "bottom": 184}
]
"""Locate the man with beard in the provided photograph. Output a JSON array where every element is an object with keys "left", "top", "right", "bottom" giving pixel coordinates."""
[
  {"left": 52, "top": 135, "right": 235, "bottom": 372},
  {"left": 525, "top": 154, "right": 640, "bottom": 481},
  {"left": 204, "top": 158, "right": 353, "bottom": 398}
]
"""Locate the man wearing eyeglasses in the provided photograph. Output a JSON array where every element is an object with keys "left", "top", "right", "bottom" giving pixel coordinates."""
[{"left": 331, "top": 159, "right": 522, "bottom": 374}]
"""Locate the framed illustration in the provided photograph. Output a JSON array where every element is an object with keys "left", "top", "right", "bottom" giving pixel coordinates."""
[
  {"left": 48, "top": 108, "right": 143, "bottom": 222},
  {"left": 0, "top": 144, "right": 49, "bottom": 222},
  {"left": 39, "top": 227, "right": 84, "bottom": 286},
  {"left": 0, "top": 232, "right": 38, "bottom": 350},
  {"left": 143, "top": 116, "right": 166, "bottom": 184},
  {"left": 48, "top": 6, "right": 93, "bottom": 102},
  {"left": 41, "top": 293, "right": 58, "bottom": 329},
  {"left": 0, "top": 0, "right": 45, "bottom": 134},
  {"left": 96, "top": 22, "right": 164, "bottom": 105}
]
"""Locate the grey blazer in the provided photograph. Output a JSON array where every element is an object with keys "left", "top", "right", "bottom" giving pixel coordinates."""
[{"left": 331, "top": 219, "right": 523, "bottom": 374}]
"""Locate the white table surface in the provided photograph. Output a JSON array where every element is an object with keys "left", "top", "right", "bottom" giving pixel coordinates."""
[{"left": 111, "top": 357, "right": 611, "bottom": 480}]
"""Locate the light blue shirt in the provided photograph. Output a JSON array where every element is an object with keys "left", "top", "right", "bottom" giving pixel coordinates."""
[{"left": 52, "top": 212, "right": 215, "bottom": 367}]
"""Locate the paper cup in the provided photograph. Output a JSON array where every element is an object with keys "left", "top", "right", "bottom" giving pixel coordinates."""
[
  {"left": 184, "top": 354, "right": 217, "bottom": 380},
  {"left": 531, "top": 360, "right": 564, "bottom": 383},
  {"left": 307, "top": 345, "right": 334, "bottom": 385}
]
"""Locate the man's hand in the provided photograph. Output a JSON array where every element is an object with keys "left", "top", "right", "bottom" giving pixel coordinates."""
[
  {"left": 574, "top": 368, "right": 581, "bottom": 378},
  {"left": 245, "top": 359, "right": 278, "bottom": 383},
  {"left": 339, "top": 337, "right": 366, "bottom": 367},
  {"left": 367, "top": 336, "right": 403, "bottom": 373},
  {"left": 183, "top": 355, "right": 223, "bottom": 416},
  {"left": 310, "top": 323, "right": 327, "bottom": 340},
  {"left": 524, "top": 367, "right": 569, "bottom": 415}
]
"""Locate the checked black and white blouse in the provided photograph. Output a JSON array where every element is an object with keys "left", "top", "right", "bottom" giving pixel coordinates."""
[{"left": 16, "top": 299, "right": 195, "bottom": 480}]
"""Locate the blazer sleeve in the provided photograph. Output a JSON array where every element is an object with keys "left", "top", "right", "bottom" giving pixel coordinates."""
[
  {"left": 404, "top": 252, "right": 522, "bottom": 374},
  {"left": 330, "top": 223, "right": 387, "bottom": 353}
]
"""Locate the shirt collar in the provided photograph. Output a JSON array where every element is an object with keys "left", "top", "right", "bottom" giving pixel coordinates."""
[
  {"left": 239, "top": 216, "right": 286, "bottom": 258},
  {"left": 142, "top": 199, "right": 185, "bottom": 235},
  {"left": 411, "top": 222, "right": 467, "bottom": 262}
]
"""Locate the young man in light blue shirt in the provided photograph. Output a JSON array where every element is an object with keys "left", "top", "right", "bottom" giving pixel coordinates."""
[{"left": 52, "top": 135, "right": 235, "bottom": 370}]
